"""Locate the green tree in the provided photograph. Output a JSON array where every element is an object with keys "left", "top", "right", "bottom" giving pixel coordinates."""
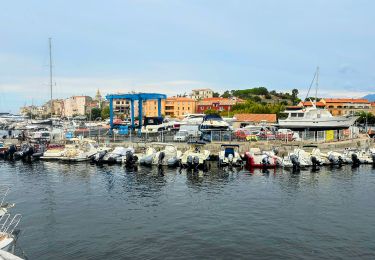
[
  {"left": 213, "top": 92, "right": 220, "bottom": 97},
  {"left": 221, "top": 90, "right": 231, "bottom": 98},
  {"left": 90, "top": 107, "right": 102, "bottom": 120},
  {"left": 101, "top": 106, "right": 110, "bottom": 119}
]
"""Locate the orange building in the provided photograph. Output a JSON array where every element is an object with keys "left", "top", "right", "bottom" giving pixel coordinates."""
[
  {"left": 297, "top": 101, "right": 325, "bottom": 108},
  {"left": 320, "top": 98, "right": 371, "bottom": 116},
  {"left": 143, "top": 97, "right": 196, "bottom": 118},
  {"left": 164, "top": 97, "right": 196, "bottom": 118},
  {"left": 196, "top": 97, "right": 244, "bottom": 113},
  {"left": 371, "top": 102, "right": 375, "bottom": 115}
]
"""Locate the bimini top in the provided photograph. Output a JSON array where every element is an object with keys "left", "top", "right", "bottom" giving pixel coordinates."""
[{"left": 105, "top": 93, "right": 167, "bottom": 100}]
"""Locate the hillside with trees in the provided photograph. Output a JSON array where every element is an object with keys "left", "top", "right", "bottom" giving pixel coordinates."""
[{"left": 218, "top": 87, "right": 301, "bottom": 116}]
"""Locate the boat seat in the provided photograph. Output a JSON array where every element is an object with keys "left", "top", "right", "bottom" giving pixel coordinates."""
[{"left": 225, "top": 148, "right": 235, "bottom": 157}]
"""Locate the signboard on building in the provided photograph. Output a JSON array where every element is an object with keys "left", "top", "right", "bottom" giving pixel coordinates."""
[{"left": 325, "top": 130, "right": 334, "bottom": 141}]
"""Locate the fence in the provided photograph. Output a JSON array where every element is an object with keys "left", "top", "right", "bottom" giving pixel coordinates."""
[{"left": 70, "top": 127, "right": 355, "bottom": 145}]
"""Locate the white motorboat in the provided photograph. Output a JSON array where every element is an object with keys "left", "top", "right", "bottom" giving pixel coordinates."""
[
  {"left": 0, "top": 249, "right": 24, "bottom": 260},
  {"left": 344, "top": 148, "right": 373, "bottom": 164},
  {"left": 181, "top": 114, "right": 205, "bottom": 124},
  {"left": 151, "top": 144, "right": 182, "bottom": 167},
  {"left": 138, "top": 146, "right": 157, "bottom": 166},
  {"left": 288, "top": 148, "right": 312, "bottom": 168},
  {"left": 327, "top": 151, "right": 351, "bottom": 165},
  {"left": 40, "top": 144, "right": 66, "bottom": 160},
  {"left": 278, "top": 106, "right": 358, "bottom": 130},
  {"left": 0, "top": 214, "right": 21, "bottom": 252},
  {"left": 370, "top": 148, "right": 375, "bottom": 164},
  {"left": 60, "top": 139, "right": 99, "bottom": 162},
  {"left": 278, "top": 68, "right": 358, "bottom": 130},
  {"left": 0, "top": 188, "right": 14, "bottom": 218},
  {"left": 199, "top": 114, "right": 231, "bottom": 132},
  {"left": 218, "top": 144, "right": 243, "bottom": 167},
  {"left": 101, "top": 146, "right": 134, "bottom": 164},
  {"left": 180, "top": 141, "right": 210, "bottom": 170},
  {"left": 310, "top": 148, "right": 330, "bottom": 165}
]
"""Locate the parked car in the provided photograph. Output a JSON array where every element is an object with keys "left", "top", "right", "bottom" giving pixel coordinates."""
[
  {"left": 173, "top": 130, "right": 190, "bottom": 142},
  {"left": 276, "top": 129, "right": 295, "bottom": 141},
  {"left": 257, "top": 130, "right": 276, "bottom": 140},
  {"left": 234, "top": 129, "right": 259, "bottom": 141}
]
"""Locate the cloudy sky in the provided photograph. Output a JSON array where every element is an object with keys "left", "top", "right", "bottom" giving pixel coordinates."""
[{"left": 1, "top": 0, "right": 374, "bottom": 112}]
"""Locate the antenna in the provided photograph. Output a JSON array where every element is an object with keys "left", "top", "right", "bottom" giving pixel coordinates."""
[
  {"left": 315, "top": 66, "right": 319, "bottom": 106},
  {"left": 49, "top": 37, "right": 53, "bottom": 119}
]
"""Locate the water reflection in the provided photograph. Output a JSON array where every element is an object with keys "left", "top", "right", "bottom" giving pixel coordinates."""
[{"left": 0, "top": 160, "right": 374, "bottom": 259}]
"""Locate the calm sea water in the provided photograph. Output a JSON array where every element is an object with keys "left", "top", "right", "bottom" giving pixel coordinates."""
[{"left": 1, "top": 160, "right": 375, "bottom": 259}]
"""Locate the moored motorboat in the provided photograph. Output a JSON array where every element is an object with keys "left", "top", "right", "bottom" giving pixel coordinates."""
[
  {"left": 101, "top": 146, "right": 134, "bottom": 164},
  {"left": 0, "top": 188, "right": 14, "bottom": 218},
  {"left": 0, "top": 214, "right": 21, "bottom": 252},
  {"left": 60, "top": 139, "right": 99, "bottom": 162},
  {"left": 244, "top": 148, "right": 278, "bottom": 168},
  {"left": 218, "top": 144, "right": 243, "bottom": 167},
  {"left": 151, "top": 144, "right": 182, "bottom": 167},
  {"left": 0, "top": 249, "right": 24, "bottom": 260},
  {"left": 138, "top": 146, "right": 157, "bottom": 166},
  {"left": 180, "top": 141, "right": 210, "bottom": 170}
]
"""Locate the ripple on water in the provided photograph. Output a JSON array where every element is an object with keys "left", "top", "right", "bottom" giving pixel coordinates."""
[{"left": 1, "top": 161, "right": 375, "bottom": 259}]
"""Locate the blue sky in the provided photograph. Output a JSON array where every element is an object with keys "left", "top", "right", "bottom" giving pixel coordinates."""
[{"left": 0, "top": 0, "right": 374, "bottom": 112}]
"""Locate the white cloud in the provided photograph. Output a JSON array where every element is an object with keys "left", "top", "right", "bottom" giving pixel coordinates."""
[{"left": 0, "top": 76, "right": 211, "bottom": 101}]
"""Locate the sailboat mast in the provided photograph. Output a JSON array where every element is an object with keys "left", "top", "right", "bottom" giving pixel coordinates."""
[
  {"left": 315, "top": 66, "right": 319, "bottom": 106},
  {"left": 49, "top": 37, "right": 53, "bottom": 119}
]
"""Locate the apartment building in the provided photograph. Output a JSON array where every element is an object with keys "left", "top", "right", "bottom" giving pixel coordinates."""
[
  {"left": 191, "top": 88, "right": 214, "bottom": 100},
  {"left": 320, "top": 98, "right": 371, "bottom": 116}
]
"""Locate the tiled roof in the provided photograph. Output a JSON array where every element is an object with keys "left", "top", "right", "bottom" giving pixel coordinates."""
[
  {"left": 322, "top": 98, "right": 370, "bottom": 103},
  {"left": 192, "top": 88, "right": 212, "bottom": 91},
  {"left": 167, "top": 97, "right": 195, "bottom": 102},
  {"left": 234, "top": 113, "right": 277, "bottom": 123},
  {"left": 299, "top": 101, "right": 325, "bottom": 107},
  {"left": 197, "top": 97, "right": 244, "bottom": 106}
]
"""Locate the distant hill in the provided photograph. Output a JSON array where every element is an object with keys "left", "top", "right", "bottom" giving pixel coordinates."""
[{"left": 363, "top": 94, "right": 375, "bottom": 102}]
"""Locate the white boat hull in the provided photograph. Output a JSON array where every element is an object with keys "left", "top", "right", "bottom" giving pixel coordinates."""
[{"left": 278, "top": 116, "right": 358, "bottom": 129}]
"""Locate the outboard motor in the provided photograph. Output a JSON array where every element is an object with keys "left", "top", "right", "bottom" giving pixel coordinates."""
[
  {"left": 187, "top": 155, "right": 193, "bottom": 169},
  {"left": 158, "top": 152, "right": 165, "bottom": 167},
  {"left": 328, "top": 154, "right": 336, "bottom": 165},
  {"left": 95, "top": 150, "right": 108, "bottom": 163},
  {"left": 351, "top": 153, "right": 360, "bottom": 166},
  {"left": 125, "top": 150, "right": 136, "bottom": 168},
  {"left": 24, "top": 145, "right": 34, "bottom": 162},
  {"left": 311, "top": 156, "right": 319, "bottom": 171},
  {"left": 290, "top": 154, "right": 300, "bottom": 172},
  {"left": 8, "top": 145, "right": 16, "bottom": 161},
  {"left": 193, "top": 156, "right": 200, "bottom": 169},
  {"left": 371, "top": 153, "right": 375, "bottom": 166},
  {"left": 262, "top": 155, "right": 270, "bottom": 165},
  {"left": 228, "top": 154, "right": 234, "bottom": 166},
  {"left": 337, "top": 156, "right": 344, "bottom": 166}
]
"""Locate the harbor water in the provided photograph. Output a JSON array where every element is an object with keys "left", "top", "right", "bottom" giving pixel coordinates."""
[{"left": 1, "top": 161, "right": 375, "bottom": 259}]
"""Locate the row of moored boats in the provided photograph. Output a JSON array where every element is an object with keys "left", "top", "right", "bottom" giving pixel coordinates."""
[{"left": 1, "top": 138, "right": 375, "bottom": 171}]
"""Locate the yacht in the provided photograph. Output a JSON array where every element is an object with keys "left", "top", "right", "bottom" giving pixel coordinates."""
[
  {"left": 199, "top": 114, "right": 231, "bottom": 132},
  {"left": 278, "top": 105, "right": 358, "bottom": 130},
  {"left": 181, "top": 114, "right": 205, "bottom": 124},
  {"left": 279, "top": 67, "right": 358, "bottom": 130}
]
